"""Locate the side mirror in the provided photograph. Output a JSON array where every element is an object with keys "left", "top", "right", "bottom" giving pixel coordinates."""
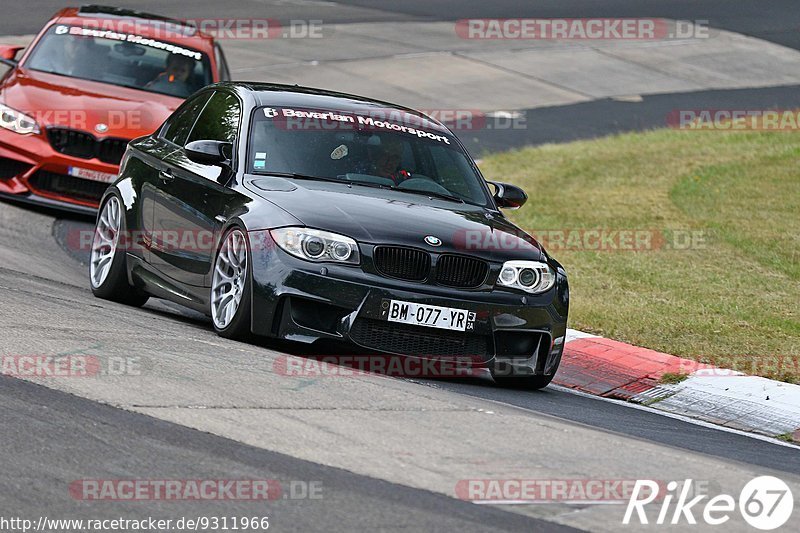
[
  {"left": 185, "top": 140, "right": 232, "bottom": 166},
  {"left": 488, "top": 181, "right": 527, "bottom": 209},
  {"left": 0, "top": 45, "right": 24, "bottom": 67}
]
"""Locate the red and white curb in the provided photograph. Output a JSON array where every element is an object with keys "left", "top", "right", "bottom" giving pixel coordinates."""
[{"left": 557, "top": 329, "right": 800, "bottom": 442}]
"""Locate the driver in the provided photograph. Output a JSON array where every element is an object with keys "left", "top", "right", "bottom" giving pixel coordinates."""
[
  {"left": 365, "top": 137, "right": 411, "bottom": 184},
  {"left": 145, "top": 53, "right": 194, "bottom": 97}
]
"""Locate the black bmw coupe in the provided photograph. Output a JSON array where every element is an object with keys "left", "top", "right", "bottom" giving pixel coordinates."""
[{"left": 89, "top": 83, "right": 569, "bottom": 389}]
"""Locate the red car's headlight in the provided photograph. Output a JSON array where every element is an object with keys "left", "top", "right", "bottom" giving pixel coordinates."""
[{"left": 0, "top": 102, "right": 40, "bottom": 135}]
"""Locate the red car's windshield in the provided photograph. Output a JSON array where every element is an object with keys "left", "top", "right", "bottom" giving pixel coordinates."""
[{"left": 24, "top": 25, "right": 212, "bottom": 98}]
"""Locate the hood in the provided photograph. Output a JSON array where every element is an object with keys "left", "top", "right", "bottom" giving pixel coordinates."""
[
  {"left": 245, "top": 176, "right": 543, "bottom": 262},
  {"left": 0, "top": 68, "right": 180, "bottom": 138}
]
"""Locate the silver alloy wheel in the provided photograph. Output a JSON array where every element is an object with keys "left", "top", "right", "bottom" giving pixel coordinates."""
[
  {"left": 212, "top": 229, "right": 248, "bottom": 329},
  {"left": 89, "top": 196, "right": 122, "bottom": 289}
]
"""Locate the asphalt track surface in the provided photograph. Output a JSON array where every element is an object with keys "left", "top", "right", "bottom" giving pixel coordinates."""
[
  {"left": 1, "top": 375, "right": 573, "bottom": 532},
  {"left": 462, "top": 84, "right": 800, "bottom": 154},
  {"left": 3, "top": 2, "right": 800, "bottom": 531}
]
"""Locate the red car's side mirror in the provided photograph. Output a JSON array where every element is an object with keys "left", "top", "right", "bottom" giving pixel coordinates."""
[{"left": 0, "top": 45, "right": 24, "bottom": 66}]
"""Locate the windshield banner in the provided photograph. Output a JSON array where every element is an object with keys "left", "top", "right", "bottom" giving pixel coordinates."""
[
  {"left": 55, "top": 25, "right": 202, "bottom": 61},
  {"left": 262, "top": 107, "right": 453, "bottom": 144}
]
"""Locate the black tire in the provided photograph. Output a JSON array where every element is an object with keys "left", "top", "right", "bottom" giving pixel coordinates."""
[
  {"left": 493, "top": 373, "right": 554, "bottom": 391},
  {"left": 90, "top": 194, "right": 149, "bottom": 307},
  {"left": 211, "top": 226, "right": 253, "bottom": 341}
]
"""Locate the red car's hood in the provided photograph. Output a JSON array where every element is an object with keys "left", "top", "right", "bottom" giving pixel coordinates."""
[{"left": 0, "top": 68, "right": 181, "bottom": 138}]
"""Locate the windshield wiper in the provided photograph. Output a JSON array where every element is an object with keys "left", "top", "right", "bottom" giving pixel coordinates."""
[
  {"left": 392, "top": 187, "right": 465, "bottom": 204},
  {"left": 346, "top": 179, "right": 465, "bottom": 203},
  {"left": 347, "top": 180, "right": 391, "bottom": 190},
  {"left": 251, "top": 171, "right": 343, "bottom": 184}
]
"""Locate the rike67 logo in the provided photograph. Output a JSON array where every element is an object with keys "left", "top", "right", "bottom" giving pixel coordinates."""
[{"left": 624, "top": 476, "right": 794, "bottom": 530}]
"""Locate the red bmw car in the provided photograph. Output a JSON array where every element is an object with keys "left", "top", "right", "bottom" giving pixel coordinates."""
[{"left": 0, "top": 5, "right": 231, "bottom": 214}]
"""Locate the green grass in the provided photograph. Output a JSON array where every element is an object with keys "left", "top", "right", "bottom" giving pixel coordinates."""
[
  {"left": 480, "top": 129, "right": 800, "bottom": 382},
  {"left": 659, "top": 372, "right": 690, "bottom": 385}
]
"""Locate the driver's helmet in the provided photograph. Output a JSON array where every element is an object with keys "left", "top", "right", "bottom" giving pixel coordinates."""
[{"left": 367, "top": 136, "right": 408, "bottom": 183}]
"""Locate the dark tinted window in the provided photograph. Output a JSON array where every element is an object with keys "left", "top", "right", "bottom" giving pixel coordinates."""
[
  {"left": 248, "top": 106, "right": 490, "bottom": 205},
  {"left": 428, "top": 145, "right": 483, "bottom": 200},
  {"left": 162, "top": 92, "right": 212, "bottom": 146},
  {"left": 187, "top": 92, "right": 241, "bottom": 144}
]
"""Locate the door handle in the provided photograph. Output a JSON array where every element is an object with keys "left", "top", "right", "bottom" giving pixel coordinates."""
[{"left": 159, "top": 169, "right": 174, "bottom": 182}]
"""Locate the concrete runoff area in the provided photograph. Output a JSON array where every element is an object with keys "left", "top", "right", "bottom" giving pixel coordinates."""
[
  {"left": 6, "top": 20, "right": 800, "bottom": 114},
  {"left": 222, "top": 21, "right": 800, "bottom": 113}
]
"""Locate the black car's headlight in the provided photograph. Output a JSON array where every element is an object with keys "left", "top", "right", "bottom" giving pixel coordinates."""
[
  {"left": 0, "top": 103, "right": 40, "bottom": 135},
  {"left": 270, "top": 227, "right": 360, "bottom": 265},
  {"left": 496, "top": 260, "right": 555, "bottom": 294}
]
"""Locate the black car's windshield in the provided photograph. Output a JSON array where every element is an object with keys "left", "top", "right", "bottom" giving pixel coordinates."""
[
  {"left": 248, "top": 106, "right": 491, "bottom": 206},
  {"left": 24, "top": 25, "right": 212, "bottom": 98}
]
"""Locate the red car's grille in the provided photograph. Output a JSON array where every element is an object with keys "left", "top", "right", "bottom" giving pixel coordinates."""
[
  {"left": 0, "top": 157, "right": 33, "bottom": 180},
  {"left": 96, "top": 138, "right": 130, "bottom": 165},
  {"left": 435, "top": 254, "right": 489, "bottom": 289},
  {"left": 47, "top": 129, "right": 129, "bottom": 165},
  {"left": 28, "top": 170, "right": 107, "bottom": 203}
]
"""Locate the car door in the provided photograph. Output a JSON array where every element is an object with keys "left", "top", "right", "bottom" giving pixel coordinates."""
[
  {"left": 150, "top": 90, "right": 242, "bottom": 287},
  {"left": 138, "top": 91, "right": 212, "bottom": 271}
]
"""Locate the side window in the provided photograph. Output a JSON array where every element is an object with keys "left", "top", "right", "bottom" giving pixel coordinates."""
[
  {"left": 429, "top": 146, "right": 473, "bottom": 198},
  {"left": 161, "top": 92, "right": 212, "bottom": 146},
  {"left": 186, "top": 91, "right": 241, "bottom": 144}
]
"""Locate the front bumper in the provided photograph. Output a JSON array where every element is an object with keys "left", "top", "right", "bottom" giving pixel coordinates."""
[
  {"left": 250, "top": 235, "right": 569, "bottom": 377},
  {"left": 0, "top": 131, "right": 118, "bottom": 213}
]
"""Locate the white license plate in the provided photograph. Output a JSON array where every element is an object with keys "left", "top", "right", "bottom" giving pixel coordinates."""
[
  {"left": 68, "top": 166, "right": 117, "bottom": 183},
  {"left": 385, "top": 299, "right": 475, "bottom": 332}
]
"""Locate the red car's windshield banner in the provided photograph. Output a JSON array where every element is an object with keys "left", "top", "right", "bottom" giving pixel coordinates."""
[{"left": 55, "top": 25, "right": 202, "bottom": 61}]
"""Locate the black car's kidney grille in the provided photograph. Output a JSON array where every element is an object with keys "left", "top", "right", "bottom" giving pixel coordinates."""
[
  {"left": 373, "top": 246, "right": 489, "bottom": 288},
  {"left": 350, "top": 318, "right": 489, "bottom": 358},
  {"left": 47, "top": 128, "right": 129, "bottom": 165},
  {"left": 436, "top": 254, "right": 489, "bottom": 288},
  {"left": 28, "top": 170, "right": 107, "bottom": 203},
  {"left": 373, "top": 246, "right": 430, "bottom": 281}
]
